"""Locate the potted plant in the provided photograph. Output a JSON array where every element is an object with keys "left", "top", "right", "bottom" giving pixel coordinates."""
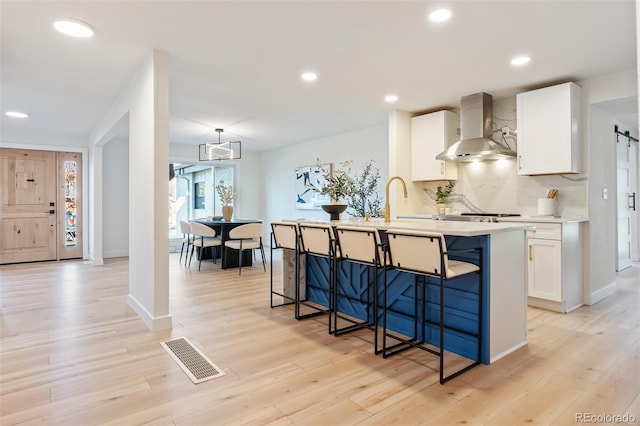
[
  {"left": 309, "top": 160, "right": 356, "bottom": 220},
  {"left": 435, "top": 180, "right": 455, "bottom": 215},
  {"left": 215, "top": 180, "right": 237, "bottom": 221}
]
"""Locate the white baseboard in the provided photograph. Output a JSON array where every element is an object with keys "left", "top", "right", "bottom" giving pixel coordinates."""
[
  {"left": 104, "top": 249, "right": 129, "bottom": 258},
  {"left": 89, "top": 256, "right": 104, "bottom": 265},
  {"left": 490, "top": 341, "right": 528, "bottom": 364},
  {"left": 127, "top": 294, "right": 173, "bottom": 331},
  {"left": 584, "top": 281, "right": 618, "bottom": 305}
]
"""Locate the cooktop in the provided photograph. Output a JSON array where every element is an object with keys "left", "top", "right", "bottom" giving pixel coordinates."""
[{"left": 460, "top": 213, "right": 521, "bottom": 217}]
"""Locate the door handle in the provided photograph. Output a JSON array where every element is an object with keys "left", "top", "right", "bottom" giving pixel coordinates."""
[
  {"left": 518, "top": 155, "right": 522, "bottom": 170},
  {"left": 49, "top": 210, "right": 55, "bottom": 215},
  {"left": 26, "top": 178, "right": 35, "bottom": 182},
  {"left": 529, "top": 245, "right": 533, "bottom": 261},
  {"left": 440, "top": 162, "right": 444, "bottom": 175},
  {"left": 630, "top": 193, "right": 636, "bottom": 211}
]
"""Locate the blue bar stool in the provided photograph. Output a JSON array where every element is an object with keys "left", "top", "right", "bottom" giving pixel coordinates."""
[
  {"left": 384, "top": 229, "right": 482, "bottom": 384},
  {"left": 333, "top": 225, "right": 386, "bottom": 353}
]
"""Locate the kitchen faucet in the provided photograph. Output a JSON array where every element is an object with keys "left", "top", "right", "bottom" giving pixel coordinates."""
[{"left": 383, "top": 176, "right": 408, "bottom": 222}]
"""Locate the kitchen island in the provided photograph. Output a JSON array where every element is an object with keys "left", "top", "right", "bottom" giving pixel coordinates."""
[{"left": 281, "top": 218, "right": 531, "bottom": 364}]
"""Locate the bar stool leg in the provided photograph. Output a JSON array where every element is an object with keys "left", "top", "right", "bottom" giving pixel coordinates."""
[{"left": 439, "top": 274, "right": 445, "bottom": 385}]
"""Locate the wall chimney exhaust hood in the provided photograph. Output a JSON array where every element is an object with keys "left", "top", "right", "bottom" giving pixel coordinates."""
[{"left": 436, "top": 92, "right": 516, "bottom": 162}]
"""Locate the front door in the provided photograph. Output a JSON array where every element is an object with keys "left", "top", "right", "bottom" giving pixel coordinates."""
[{"left": 0, "top": 148, "right": 57, "bottom": 263}]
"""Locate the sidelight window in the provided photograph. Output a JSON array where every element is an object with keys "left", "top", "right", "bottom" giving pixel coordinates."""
[{"left": 64, "top": 160, "right": 78, "bottom": 247}]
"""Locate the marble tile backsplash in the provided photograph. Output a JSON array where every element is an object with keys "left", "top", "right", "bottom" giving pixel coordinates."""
[{"left": 419, "top": 96, "right": 589, "bottom": 218}]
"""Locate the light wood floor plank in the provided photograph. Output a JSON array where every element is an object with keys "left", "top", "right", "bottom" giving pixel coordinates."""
[{"left": 0, "top": 256, "right": 638, "bottom": 425}]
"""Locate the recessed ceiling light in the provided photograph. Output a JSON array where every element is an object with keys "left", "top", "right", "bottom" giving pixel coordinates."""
[
  {"left": 301, "top": 72, "right": 318, "bottom": 81},
  {"left": 429, "top": 9, "right": 452, "bottom": 23},
  {"left": 511, "top": 56, "right": 531, "bottom": 66},
  {"left": 54, "top": 19, "right": 94, "bottom": 38},
  {"left": 5, "top": 111, "right": 29, "bottom": 118},
  {"left": 385, "top": 95, "right": 399, "bottom": 103}
]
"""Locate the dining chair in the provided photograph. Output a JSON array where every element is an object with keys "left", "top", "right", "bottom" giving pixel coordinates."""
[
  {"left": 178, "top": 220, "right": 193, "bottom": 265},
  {"left": 188, "top": 221, "right": 222, "bottom": 271},
  {"left": 225, "top": 223, "right": 266, "bottom": 275}
]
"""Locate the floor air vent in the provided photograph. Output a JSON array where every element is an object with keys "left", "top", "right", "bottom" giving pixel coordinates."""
[{"left": 161, "top": 337, "right": 225, "bottom": 383}]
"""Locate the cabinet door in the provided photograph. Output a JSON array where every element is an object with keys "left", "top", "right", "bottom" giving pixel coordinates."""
[
  {"left": 516, "top": 82, "right": 581, "bottom": 175},
  {"left": 411, "top": 110, "right": 459, "bottom": 181},
  {"left": 527, "top": 238, "right": 562, "bottom": 301}
]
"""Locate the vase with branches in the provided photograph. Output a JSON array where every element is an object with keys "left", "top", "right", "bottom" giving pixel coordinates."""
[{"left": 215, "top": 180, "right": 237, "bottom": 220}]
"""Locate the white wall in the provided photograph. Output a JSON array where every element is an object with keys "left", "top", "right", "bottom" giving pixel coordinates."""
[
  {"left": 582, "top": 69, "right": 638, "bottom": 304},
  {"left": 103, "top": 137, "right": 129, "bottom": 258},
  {"left": 586, "top": 105, "right": 619, "bottom": 303},
  {"left": 389, "top": 110, "right": 418, "bottom": 215},
  {"left": 261, "top": 123, "right": 389, "bottom": 227},
  {"left": 0, "top": 131, "right": 88, "bottom": 148}
]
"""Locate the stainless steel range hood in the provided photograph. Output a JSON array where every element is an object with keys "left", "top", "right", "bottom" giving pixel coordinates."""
[{"left": 436, "top": 92, "right": 516, "bottom": 162}]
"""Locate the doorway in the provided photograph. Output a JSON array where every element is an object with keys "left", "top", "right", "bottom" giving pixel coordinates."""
[{"left": 0, "top": 148, "right": 83, "bottom": 264}]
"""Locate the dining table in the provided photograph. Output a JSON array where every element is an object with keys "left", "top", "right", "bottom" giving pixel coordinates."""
[{"left": 193, "top": 218, "right": 263, "bottom": 269}]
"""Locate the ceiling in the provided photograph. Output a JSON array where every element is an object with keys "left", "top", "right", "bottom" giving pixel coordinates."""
[{"left": 1, "top": 1, "right": 637, "bottom": 152}]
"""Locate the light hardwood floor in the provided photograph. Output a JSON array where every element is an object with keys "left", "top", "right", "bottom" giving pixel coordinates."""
[{"left": 1, "top": 255, "right": 638, "bottom": 425}]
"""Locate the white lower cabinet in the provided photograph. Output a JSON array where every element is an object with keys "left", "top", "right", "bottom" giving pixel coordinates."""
[
  {"left": 526, "top": 222, "right": 583, "bottom": 313},
  {"left": 528, "top": 238, "right": 562, "bottom": 301}
]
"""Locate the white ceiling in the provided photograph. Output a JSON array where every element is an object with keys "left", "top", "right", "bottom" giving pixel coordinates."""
[{"left": 1, "top": 1, "right": 637, "bottom": 151}]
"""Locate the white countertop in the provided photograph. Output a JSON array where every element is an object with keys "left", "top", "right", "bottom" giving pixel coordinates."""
[
  {"left": 397, "top": 214, "right": 589, "bottom": 224},
  {"left": 293, "top": 218, "right": 531, "bottom": 237},
  {"left": 496, "top": 216, "right": 589, "bottom": 224}
]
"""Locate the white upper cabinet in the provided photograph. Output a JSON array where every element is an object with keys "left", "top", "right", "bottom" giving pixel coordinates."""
[
  {"left": 516, "top": 82, "right": 581, "bottom": 175},
  {"left": 411, "top": 110, "right": 459, "bottom": 181}
]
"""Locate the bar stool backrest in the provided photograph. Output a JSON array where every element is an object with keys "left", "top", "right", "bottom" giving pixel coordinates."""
[
  {"left": 335, "top": 225, "right": 383, "bottom": 265},
  {"left": 386, "top": 230, "right": 448, "bottom": 277},
  {"left": 271, "top": 222, "right": 299, "bottom": 250},
  {"left": 298, "top": 223, "right": 336, "bottom": 257}
]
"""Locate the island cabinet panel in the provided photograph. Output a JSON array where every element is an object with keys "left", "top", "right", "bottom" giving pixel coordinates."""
[
  {"left": 411, "top": 110, "right": 459, "bottom": 181},
  {"left": 516, "top": 82, "right": 581, "bottom": 175}
]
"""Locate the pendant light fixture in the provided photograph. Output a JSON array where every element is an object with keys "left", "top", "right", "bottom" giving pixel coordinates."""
[{"left": 199, "top": 128, "right": 242, "bottom": 161}]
